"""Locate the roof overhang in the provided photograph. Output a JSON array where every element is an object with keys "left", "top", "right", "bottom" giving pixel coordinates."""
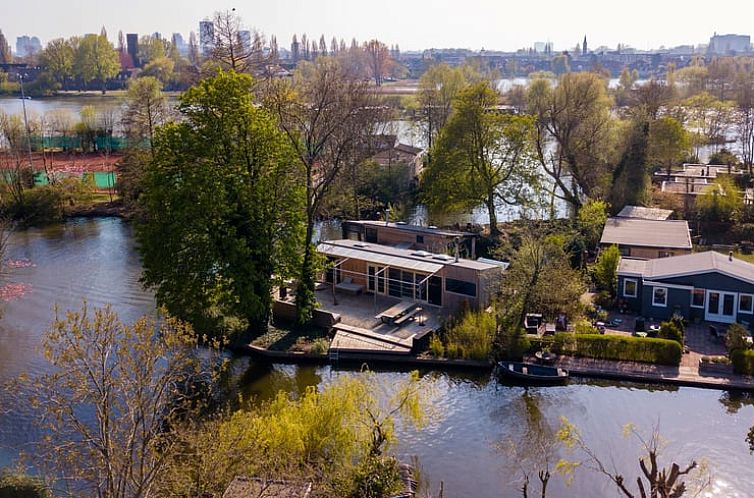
[{"left": 317, "top": 242, "right": 444, "bottom": 274}]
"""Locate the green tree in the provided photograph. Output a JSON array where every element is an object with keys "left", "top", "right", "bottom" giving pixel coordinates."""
[
  {"left": 416, "top": 63, "right": 484, "bottom": 152},
  {"left": 265, "top": 56, "right": 383, "bottom": 324},
  {"left": 528, "top": 72, "right": 615, "bottom": 213},
  {"left": 121, "top": 76, "right": 170, "bottom": 151},
  {"left": 139, "top": 56, "right": 174, "bottom": 85},
  {"left": 615, "top": 67, "right": 639, "bottom": 105},
  {"left": 39, "top": 38, "right": 74, "bottom": 90},
  {"left": 74, "top": 33, "right": 120, "bottom": 94},
  {"left": 422, "top": 81, "right": 538, "bottom": 237},
  {"left": 611, "top": 116, "right": 651, "bottom": 209},
  {"left": 593, "top": 245, "right": 620, "bottom": 297},
  {"left": 119, "top": 77, "right": 171, "bottom": 211},
  {"left": 725, "top": 323, "right": 750, "bottom": 354},
  {"left": 137, "top": 71, "right": 304, "bottom": 336},
  {"left": 695, "top": 176, "right": 741, "bottom": 222},
  {"left": 500, "top": 235, "right": 587, "bottom": 327},
  {"left": 0, "top": 30, "right": 11, "bottom": 64},
  {"left": 577, "top": 199, "right": 608, "bottom": 251},
  {"left": 137, "top": 35, "right": 166, "bottom": 66},
  {"left": 647, "top": 116, "right": 691, "bottom": 178},
  {"left": 551, "top": 54, "right": 570, "bottom": 76}
]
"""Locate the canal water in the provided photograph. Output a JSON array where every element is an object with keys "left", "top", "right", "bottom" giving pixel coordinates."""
[{"left": 0, "top": 218, "right": 752, "bottom": 497}]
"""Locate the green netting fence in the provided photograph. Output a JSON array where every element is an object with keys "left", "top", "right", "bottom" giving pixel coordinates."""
[
  {"left": 32, "top": 171, "right": 117, "bottom": 188},
  {"left": 29, "top": 136, "right": 144, "bottom": 152}
]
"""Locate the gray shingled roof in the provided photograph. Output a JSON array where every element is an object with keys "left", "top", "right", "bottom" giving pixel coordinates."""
[
  {"left": 618, "top": 251, "right": 754, "bottom": 284},
  {"left": 616, "top": 205, "right": 672, "bottom": 221},
  {"left": 600, "top": 218, "right": 692, "bottom": 249}
]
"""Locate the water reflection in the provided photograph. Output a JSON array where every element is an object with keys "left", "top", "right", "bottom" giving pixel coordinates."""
[
  {"left": 221, "top": 363, "right": 754, "bottom": 498},
  {"left": 0, "top": 220, "right": 753, "bottom": 497}
]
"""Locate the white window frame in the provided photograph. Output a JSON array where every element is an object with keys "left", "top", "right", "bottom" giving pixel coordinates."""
[
  {"left": 691, "top": 288, "right": 705, "bottom": 309},
  {"left": 652, "top": 287, "right": 668, "bottom": 308},
  {"left": 622, "top": 278, "right": 638, "bottom": 298},
  {"left": 739, "top": 293, "right": 754, "bottom": 314}
]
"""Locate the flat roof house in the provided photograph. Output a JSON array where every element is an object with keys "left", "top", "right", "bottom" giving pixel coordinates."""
[
  {"left": 618, "top": 251, "right": 754, "bottom": 324},
  {"left": 600, "top": 218, "right": 692, "bottom": 259},
  {"left": 317, "top": 238, "right": 504, "bottom": 314},
  {"left": 341, "top": 220, "right": 478, "bottom": 258}
]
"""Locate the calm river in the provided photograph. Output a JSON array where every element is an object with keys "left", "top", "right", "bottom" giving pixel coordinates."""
[{"left": 0, "top": 218, "right": 752, "bottom": 497}]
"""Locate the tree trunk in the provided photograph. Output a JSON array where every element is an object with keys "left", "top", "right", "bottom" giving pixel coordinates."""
[
  {"left": 486, "top": 194, "right": 499, "bottom": 238},
  {"left": 296, "top": 208, "right": 318, "bottom": 324}
]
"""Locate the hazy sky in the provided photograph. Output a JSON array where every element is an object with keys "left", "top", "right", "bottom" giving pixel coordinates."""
[{"left": 4, "top": 0, "right": 754, "bottom": 52}]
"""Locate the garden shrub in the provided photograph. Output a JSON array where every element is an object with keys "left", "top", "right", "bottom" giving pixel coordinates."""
[
  {"left": 4, "top": 186, "right": 64, "bottom": 225},
  {"left": 725, "top": 323, "right": 751, "bottom": 355},
  {"left": 310, "top": 338, "right": 329, "bottom": 355},
  {"left": 444, "top": 309, "right": 495, "bottom": 361},
  {"left": 0, "top": 471, "right": 50, "bottom": 498},
  {"left": 731, "top": 349, "right": 754, "bottom": 376},
  {"left": 658, "top": 320, "right": 684, "bottom": 345},
  {"left": 573, "top": 318, "right": 599, "bottom": 335},
  {"left": 552, "top": 333, "right": 682, "bottom": 365},
  {"left": 429, "top": 334, "right": 445, "bottom": 358}
]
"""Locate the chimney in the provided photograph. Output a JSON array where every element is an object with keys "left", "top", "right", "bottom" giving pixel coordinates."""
[{"left": 729, "top": 251, "right": 734, "bottom": 262}]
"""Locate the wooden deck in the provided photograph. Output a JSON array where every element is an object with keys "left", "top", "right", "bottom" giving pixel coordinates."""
[{"left": 316, "top": 285, "right": 440, "bottom": 354}]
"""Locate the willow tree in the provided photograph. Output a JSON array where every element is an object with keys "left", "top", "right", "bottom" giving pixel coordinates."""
[
  {"left": 422, "top": 81, "right": 539, "bottom": 237},
  {"left": 528, "top": 72, "right": 614, "bottom": 214},
  {"left": 265, "top": 56, "right": 383, "bottom": 323},
  {"left": 137, "top": 71, "right": 304, "bottom": 336}
]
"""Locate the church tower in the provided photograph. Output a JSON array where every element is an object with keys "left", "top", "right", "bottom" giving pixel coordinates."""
[{"left": 582, "top": 36, "right": 588, "bottom": 56}]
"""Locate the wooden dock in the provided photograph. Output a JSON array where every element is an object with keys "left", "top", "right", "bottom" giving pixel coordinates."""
[{"left": 330, "top": 323, "right": 414, "bottom": 355}]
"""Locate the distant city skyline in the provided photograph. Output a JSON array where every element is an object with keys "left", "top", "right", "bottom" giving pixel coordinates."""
[{"left": 3, "top": 0, "right": 754, "bottom": 53}]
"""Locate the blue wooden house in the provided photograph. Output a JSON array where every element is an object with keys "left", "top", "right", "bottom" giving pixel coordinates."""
[{"left": 617, "top": 251, "right": 754, "bottom": 325}]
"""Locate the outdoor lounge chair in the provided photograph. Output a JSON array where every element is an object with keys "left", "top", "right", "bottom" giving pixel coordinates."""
[{"left": 335, "top": 277, "right": 364, "bottom": 295}]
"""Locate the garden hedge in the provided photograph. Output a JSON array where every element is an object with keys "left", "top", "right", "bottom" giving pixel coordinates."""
[{"left": 552, "top": 333, "right": 682, "bottom": 365}]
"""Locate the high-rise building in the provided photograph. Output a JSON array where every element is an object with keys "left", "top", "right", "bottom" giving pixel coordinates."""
[
  {"left": 172, "top": 33, "right": 187, "bottom": 56},
  {"left": 708, "top": 33, "right": 751, "bottom": 54},
  {"left": 15, "top": 35, "right": 42, "bottom": 57},
  {"left": 126, "top": 33, "right": 139, "bottom": 67},
  {"left": 238, "top": 30, "right": 251, "bottom": 52},
  {"left": 199, "top": 21, "right": 214, "bottom": 56},
  {"left": 534, "top": 42, "right": 546, "bottom": 53}
]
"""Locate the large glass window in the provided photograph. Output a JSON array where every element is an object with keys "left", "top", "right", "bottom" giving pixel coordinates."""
[
  {"left": 652, "top": 287, "right": 668, "bottom": 307},
  {"left": 691, "top": 288, "right": 705, "bottom": 308},
  {"left": 740, "top": 294, "right": 754, "bottom": 314},
  {"left": 445, "top": 278, "right": 477, "bottom": 297},
  {"left": 623, "top": 279, "right": 637, "bottom": 298},
  {"left": 368, "top": 265, "right": 385, "bottom": 294},
  {"left": 388, "top": 268, "right": 401, "bottom": 297}
]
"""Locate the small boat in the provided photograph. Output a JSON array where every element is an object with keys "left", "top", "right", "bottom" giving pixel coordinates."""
[{"left": 497, "top": 361, "right": 569, "bottom": 386}]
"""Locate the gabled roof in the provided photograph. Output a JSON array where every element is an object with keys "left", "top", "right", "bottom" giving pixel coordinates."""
[
  {"left": 600, "top": 218, "right": 692, "bottom": 250},
  {"left": 616, "top": 205, "right": 672, "bottom": 221},
  {"left": 618, "top": 251, "right": 754, "bottom": 285}
]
